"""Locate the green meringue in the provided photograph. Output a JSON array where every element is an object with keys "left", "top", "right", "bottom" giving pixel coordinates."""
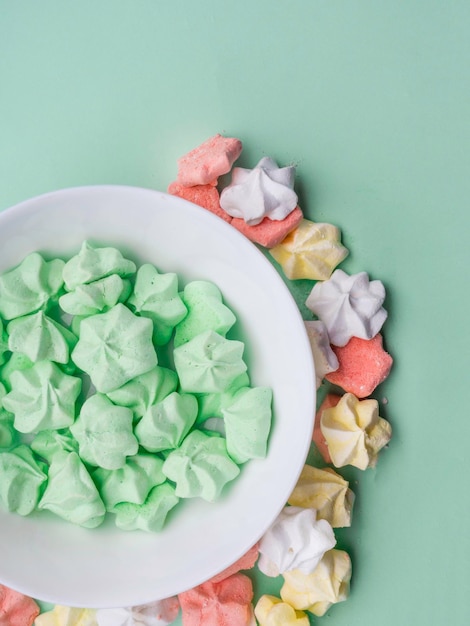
[
  {"left": 127, "top": 264, "right": 187, "bottom": 345},
  {"left": 174, "top": 329, "right": 247, "bottom": 394},
  {"left": 113, "top": 482, "right": 179, "bottom": 532},
  {"left": 195, "top": 372, "right": 250, "bottom": 424},
  {"left": 0, "top": 352, "right": 34, "bottom": 390},
  {"left": 7, "top": 311, "right": 77, "bottom": 364},
  {"left": 0, "top": 383, "right": 16, "bottom": 449},
  {"left": 71, "top": 303, "right": 158, "bottom": 393},
  {"left": 0, "top": 318, "right": 8, "bottom": 365},
  {"left": 174, "top": 280, "right": 236, "bottom": 347},
  {"left": 59, "top": 274, "right": 132, "bottom": 316},
  {"left": 0, "top": 445, "right": 48, "bottom": 515},
  {"left": 106, "top": 365, "right": 178, "bottom": 419},
  {"left": 30, "top": 428, "right": 79, "bottom": 462},
  {"left": 92, "top": 453, "right": 166, "bottom": 510},
  {"left": 70, "top": 394, "right": 138, "bottom": 470},
  {"left": 2, "top": 360, "right": 81, "bottom": 433},
  {"left": 135, "top": 391, "right": 198, "bottom": 453},
  {"left": 162, "top": 430, "right": 240, "bottom": 501},
  {"left": 222, "top": 386, "right": 273, "bottom": 464},
  {"left": 62, "top": 240, "right": 136, "bottom": 291},
  {"left": 0, "top": 252, "right": 65, "bottom": 320}
]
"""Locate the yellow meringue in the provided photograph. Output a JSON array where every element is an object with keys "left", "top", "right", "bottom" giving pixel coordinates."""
[
  {"left": 288, "top": 465, "right": 355, "bottom": 527},
  {"left": 269, "top": 219, "right": 348, "bottom": 280},
  {"left": 281, "top": 549, "right": 352, "bottom": 616},
  {"left": 254, "top": 595, "right": 310, "bottom": 626},
  {"left": 34, "top": 606, "right": 97, "bottom": 626},
  {"left": 320, "top": 393, "right": 392, "bottom": 470}
]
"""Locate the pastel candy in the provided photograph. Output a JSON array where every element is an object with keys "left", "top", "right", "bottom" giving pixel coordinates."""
[
  {"left": 0, "top": 445, "right": 47, "bottom": 515},
  {"left": 0, "top": 351, "right": 33, "bottom": 391},
  {"left": 2, "top": 361, "right": 81, "bottom": 433},
  {"left": 95, "top": 598, "right": 180, "bottom": 626},
  {"left": 31, "top": 428, "right": 78, "bottom": 462},
  {"left": 7, "top": 311, "right": 77, "bottom": 364},
  {"left": 254, "top": 595, "right": 309, "bottom": 626},
  {"left": 71, "top": 303, "right": 158, "bottom": 393},
  {"left": 71, "top": 394, "right": 138, "bottom": 470},
  {"left": 162, "top": 430, "right": 240, "bottom": 501},
  {"left": 135, "top": 391, "right": 198, "bottom": 453},
  {"left": 220, "top": 157, "right": 298, "bottom": 225},
  {"left": 34, "top": 606, "right": 98, "bottom": 626},
  {"left": 306, "top": 269, "right": 388, "bottom": 347},
  {"left": 269, "top": 219, "right": 348, "bottom": 280},
  {"left": 304, "top": 320, "right": 339, "bottom": 389},
  {"left": 281, "top": 549, "right": 352, "bottom": 616},
  {"left": 0, "top": 252, "right": 65, "bottom": 320},
  {"left": 210, "top": 542, "right": 260, "bottom": 583},
  {"left": 113, "top": 482, "right": 179, "bottom": 532},
  {"left": 0, "top": 584, "right": 40, "bottom": 626},
  {"left": 312, "top": 394, "right": 340, "bottom": 463},
  {"left": 38, "top": 452, "right": 106, "bottom": 528},
  {"left": 59, "top": 274, "right": 132, "bottom": 316},
  {"left": 176, "top": 134, "right": 242, "bottom": 187},
  {"left": 168, "top": 181, "right": 231, "bottom": 223},
  {"left": 320, "top": 392, "right": 392, "bottom": 470},
  {"left": 178, "top": 573, "right": 254, "bottom": 626},
  {"left": 194, "top": 372, "right": 250, "bottom": 424},
  {"left": 127, "top": 264, "right": 187, "bottom": 345},
  {"left": 288, "top": 465, "right": 355, "bottom": 528},
  {"left": 231, "top": 206, "right": 303, "bottom": 248},
  {"left": 62, "top": 241, "right": 136, "bottom": 291},
  {"left": 174, "top": 281, "right": 236, "bottom": 348},
  {"left": 174, "top": 330, "right": 247, "bottom": 394},
  {"left": 0, "top": 317, "right": 8, "bottom": 365},
  {"left": 325, "top": 333, "right": 393, "bottom": 397}
]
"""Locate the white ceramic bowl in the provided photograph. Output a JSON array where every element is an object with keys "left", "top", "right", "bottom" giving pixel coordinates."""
[{"left": 0, "top": 185, "right": 315, "bottom": 608}]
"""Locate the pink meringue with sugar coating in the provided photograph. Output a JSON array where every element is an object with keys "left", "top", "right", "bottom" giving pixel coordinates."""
[
  {"left": 176, "top": 134, "right": 242, "bottom": 187},
  {"left": 178, "top": 573, "right": 254, "bottom": 626},
  {"left": 167, "top": 182, "right": 232, "bottom": 223},
  {"left": 209, "top": 543, "right": 259, "bottom": 583},
  {"left": 0, "top": 585, "right": 39, "bottom": 626},
  {"left": 231, "top": 206, "right": 303, "bottom": 248}
]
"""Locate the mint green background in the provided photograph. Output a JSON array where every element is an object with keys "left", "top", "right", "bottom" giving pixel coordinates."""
[{"left": 1, "top": 1, "right": 469, "bottom": 625}]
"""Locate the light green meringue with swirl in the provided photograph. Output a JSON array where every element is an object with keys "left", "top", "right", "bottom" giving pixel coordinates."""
[
  {"left": 59, "top": 274, "right": 132, "bottom": 316},
  {"left": 38, "top": 451, "right": 105, "bottom": 528},
  {"left": 113, "top": 482, "right": 179, "bottom": 532},
  {"left": 0, "top": 445, "right": 48, "bottom": 515},
  {"left": 2, "top": 360, "right": 81, "bottom": 433},
  {"left": 0, "top": 252, "right": 65, "bottom": 320},
  {"left": 7, "top": 311, "right": 77, "bottom": 364},
  {"left": 71, "top": 394, "right": 138, "bottom": 470},
  {"left": 162, "top": 430, "right": 240, "bottom": 502},
  {"left": 195, "top": 372, "right": 250, "bottom": 424},
  {"left": 135, "top": 391, "right": 198, "bottom": 453},
  {"left": 62, "top": 240, "right": 136, "bottom": 291},
  {"left": 71, "top": 303, "right": 158, "bottom": 393},
  {"left": 174, "top": 329, "right": 247, "bottom": 394},
  {"left": 30, "top": 428, "right": 79, "bottom": 462},
  {"left": 127, "top": 264, "right": 187, "bottom": 345}
]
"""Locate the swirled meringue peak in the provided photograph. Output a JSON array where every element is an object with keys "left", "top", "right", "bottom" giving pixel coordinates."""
[
  {"left": 162, "top": 430, "right": 240, "bottom": 501},
  {"left": 59, "top": 274, "right": 132, "bottom": 316},
  {"left": 127, "top": 264, "right": 187, "bottom": 345},
  {"left": 254, "top": 595, "right": 309, "bottom": 626},
  {"left": 71, "top": 394, "right": 138, "bottom": 470},
  {"left": 35, "top": 606, "right": 98, "bottom": 626},
  {"left": 71, "top": 304, "right": 157, "bottom": 393},
  {"left": 174, "top": 329, "right": 247, "bottom": 394},
  {"left": 2, "top": 361, "right": 81, "bottom": 433},
  {"left": 31, "top": 428, "right": 79, "bottom": 462},
  {"left": 306, "top": 269, "right": 387, "bottom": 347},
  {"left": 220, "top": 156, "right": 298, "bottom": 225},
  {"left": 0, "top": 445, "right": 47, "bottom": 515},
  {"left": 38, "top": 451, "right": 106, "bottom": 528},
  {"left": 62, "top": 240, "right": 136, "bottom": 291},
  {"left": 113, "top": 482, "right": 179, "bottom": 532},
  {"left": 258, "top": 506, "right": 336, "bottom": 577},
  {"left": 0, "top": 252, "right": 64, "bottom": 320},
  {"left": 7, "top": 310, "right": 77, "bottom": 364},
  {"left": 95, "top": 597, "right": 180, "bottom": 626},
  {"left": 0, "top": 584, "right": 40, "bottom": 626}
]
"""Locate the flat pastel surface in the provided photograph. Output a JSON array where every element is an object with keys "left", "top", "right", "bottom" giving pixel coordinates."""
[{"left": 0, "top": 2, "right": 469, "bottom": 624}]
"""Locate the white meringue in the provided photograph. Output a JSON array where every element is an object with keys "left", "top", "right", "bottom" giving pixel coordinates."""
[
  {"left": 220, "top": 157, "right": 298, "bottom": 225},
  {"left": 305, "top": 269, "right": 387, "bottom": 347},
  {"left": 95, "top": 597, "right": 179, "bottom": 626},
  {"left": 304, "top": 320, "right": 339, "bottom": 389},
  {"left": 258, "top": 506, "right": 336, "bottom": 577}
]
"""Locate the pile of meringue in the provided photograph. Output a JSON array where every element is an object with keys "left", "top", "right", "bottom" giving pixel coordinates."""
[{"left": 1, "top": 135, "right": 394, "bottom": 625}]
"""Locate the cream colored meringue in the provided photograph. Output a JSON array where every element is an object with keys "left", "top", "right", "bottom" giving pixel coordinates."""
[
  {"left": 281, "top": 549, "right": 352, "bottom": 616},
  {"left": 95, "top": 597, "right": 180, "bottom": 626},
  {"left": 320, "top": 392, "right": 392, "bottom": 470},
  {"left": 288, "top": 465, "right": 354, "bottom": 528},
  {"left": 220, "top": 157, "right": 298, "bottom": 225},
  {"left": 34, "top": 606, "right": 97, "bottom": 626},
  {"left": 304, "top": 320, "right": 339, "bottom": 389},
  {"left": 254, "top": 595, "right": 309, "bottom": 626},
  {"left": 258, "top": 506, "right": 336, "bottom": 577},
  {"left": 305, "top": 269, "right": 387, "bottom": 346},
  {"left": 269, "top": 219, "right": 348, "bottom": 280}
]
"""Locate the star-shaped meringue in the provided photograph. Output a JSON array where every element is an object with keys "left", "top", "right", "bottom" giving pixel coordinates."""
[
  {"left": 0, "top": 584, "right": 39, "bottom": 626},
  {"left": 176, "top": 134, "right": 242, "bottom": 186},
  {"left": 220, "top": 157, "right": 298, "bottom": 225},
  {"left": 306, "top": 269, "right": 388, "bottom": 346},
  {"left": 304, "top": 320, "right": 339, "bottom": 389},
  {"left": 95, "top": 597, "right": 180, "bottom": 626},
  {"left": 254, "top": 595, "right": 309, "bottom": 626},
  {"left": 34, "top": 606, "right": 97, "bottom": 626}
]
